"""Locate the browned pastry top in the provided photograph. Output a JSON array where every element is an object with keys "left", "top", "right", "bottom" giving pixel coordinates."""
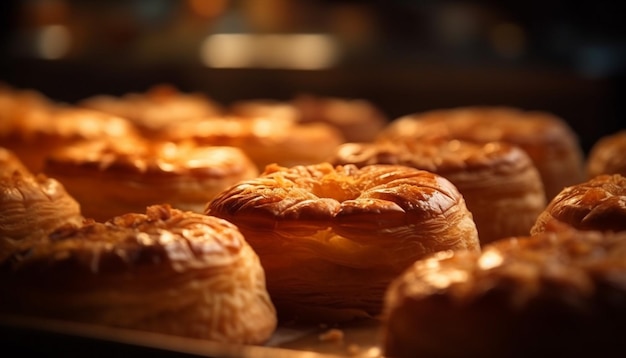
[
  {"left": 386, "top": 223, "right": 626, "bottom": 310},
  {"left": 3, "top": 205, "right": 246, "bottom": 276},
  {"left": 45, "top": 137, "right": 257, "bottom": 179},
  {"left": 532, "top": 174, "right": 626, "bottom": 233},
  {"left": 330, "top": 140, "right": 533, "bottom": 175},
  {"left": 0, "top": 147, "right": 29, "bottom": 176},
  {"left": 587, "top": 130, "right": 626, "bottom": 178},
  {"left": 382, "top": 106, "right": 577, "bottom": 146}
]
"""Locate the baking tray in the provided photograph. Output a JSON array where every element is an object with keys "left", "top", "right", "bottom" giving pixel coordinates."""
[{"left": 0, "top": 313, "right": 384, "bottom": 358}]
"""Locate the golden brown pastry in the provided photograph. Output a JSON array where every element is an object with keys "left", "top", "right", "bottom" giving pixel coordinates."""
[
  {"left": 0, "top": 204, "right": 277, "bottom": 344},
  {"left": 231, "top": 94, "right": 387, "bottom": 143},
  {"left": 206, "top": 163, "right": 480, "bottom": 321},
  {"left": 163, "top": 116, "right": 346, "bottom": 171},
  {"left": 531, "top": 174, "right": 626, "bottom": 235},
  {"left": 587, "top": 130, "right": 626, "bottom": 178},
  {"left": 0, "top": 170, "right": 83, "bottom": 261},
  {"left": 0, "top": 147, "right": 30, "bottom": 176},
  {"left": 0, "top": 103, "right": 139, "bottom": 174},
  {"left": 381, "top": 223, "right": 626, "bottom": 358},
  {"left": 79, "top": 84, "right": 224, "bottom": 139},
  {"left": 378, "top": 106, "right": 585, "bottom": 200},
  {"left": 44, "top": 137, "right": 258, "bottom": 222},
  {"left": 328, "top": 140, "right": 546, "bottom": 245}
]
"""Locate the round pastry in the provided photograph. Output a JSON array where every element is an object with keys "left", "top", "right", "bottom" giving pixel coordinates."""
[
  {"left": 1, "top": 104, "right": 139, "bottom": 174},
  {"left": 0, "top": 204, "right": 277, "bottom": 344},
  {"left": 206, "top": 163, "right": 480, "bottom": 321},
  {"left": 44, "top": 137, "right": 259, "bottom": 222},
  {"left": 79, "top": 84, "right": 224, "bottom": 139},
  {"left": 378, "top": 106, "right": 585, "bottom": 201},
  {"left": 0, "top": 147, "right": 30, "bottom": 176},
  {"left": 163, "top": 116, "right": 346, "bottom": 171},
  {"left": 531, "top": 174, "right": 626, "bottom": 235},
  {"left": 328, "top": 140, "right": 546, "bottom": 245},
  {"left": 230, "top": 94, "right": 388, "bottom": 143},
  {"left": 382, "top": 223, "right": 626, "bottom": 358},
  {"left": 0, "top": 170, "right": 83, "bottom": 261},
  {"left": 587, "top": 130, "right": 626, "bottom": 178}
]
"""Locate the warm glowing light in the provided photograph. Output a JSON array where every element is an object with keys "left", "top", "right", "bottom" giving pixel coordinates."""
[
  {"left": 188, "top": 0, "right": 227, "bottom": 18},
  {"left": 37, "top": 25, "right": 71, "bottom": 59},
  {"left": 478, "top": 249, "right": 504, "bottom": 270},
  {"left": 200, "top": 33, "right": 339, "bottom": 69}
]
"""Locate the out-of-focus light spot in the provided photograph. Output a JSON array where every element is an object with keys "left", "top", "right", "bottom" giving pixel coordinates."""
[
  {"left": 37, "top": 25, "right": 71, "bottom": 59},
  {"left": 490, "top": 22, "right": 526, "bottom": 59},
  {"left": 200, "top": 34, "right": 339, "bottom": 70},
  {"left": 478, "top": 249, "right": 504, "bottom": 270},
  {"left": 188, "top": 0, "right": 228, "bottom": 18}
]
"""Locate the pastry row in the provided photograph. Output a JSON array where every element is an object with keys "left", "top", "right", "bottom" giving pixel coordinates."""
[{"left": 1, "top": 83, "right": 626, "bottom": 356}]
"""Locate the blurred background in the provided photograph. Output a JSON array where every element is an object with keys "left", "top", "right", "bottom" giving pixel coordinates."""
[{"left": 1, "top": 0, "right": 624, "bottom": 152}]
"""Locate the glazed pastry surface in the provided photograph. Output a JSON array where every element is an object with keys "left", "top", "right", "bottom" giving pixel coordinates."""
[
  {"left": 587, "top": 130, "right": 626, "bottom": 178},
  {"left": 329, "top": 140, "right": 546, "bottom": 244},
  {"left": 379, "top": 106, "right": 585, "bottom": 200},
  {"left": 531, "top": 174, "right": 626, "bottom": 234},
  {"left": 44, "top": 137, "right": 258, "bottom": 222},
  {"left": 0, "top": 205, "right": 277, "bottom": 344},
  {"left": 206, "top": 163, "right": 480, "bottom": 320},
  {"left": 382, "top": 223, "right": 626, "bottom": 358}
]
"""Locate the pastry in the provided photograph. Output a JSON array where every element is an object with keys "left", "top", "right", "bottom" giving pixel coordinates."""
[
  {"left": 231, "top": 94, "right": 388, "bottom": 143},
  {"left": 163, "top": 116, "right": 345, "bottom": 171},
  {"left": 44, "top": 137, "right": 258, "bottom": 222},
  {"left": 586, "top": 130, "right": 626, "bottom": 178},
  {"left": 328, "top": 140, "right": 546, "bottom": 244},
  {"left": 0, "top": 169, "right": 83, "bottom": 261},
  {"left": 79, "top": 84, "right": 224, "bottom": 139},
  {"left": 531, "top": 174, "right": 626, "bottom": 235},
  {"left": 206, "top": 163, "right": 480, "bottom": 321},
  {"left": 0, "top": 204, "right": 277, "bottom": 344},
  {"left": 381, "top": 223, "right": 626, "bottom": 358},
  {"left": 0, "top": 147, "right": 30, "bottom": 176},
  {"left": 378, "top": 106, "right": 585, "bottom": 200},
  {"left": 0, "top": 104, "right": 139, "bottom": 174}
]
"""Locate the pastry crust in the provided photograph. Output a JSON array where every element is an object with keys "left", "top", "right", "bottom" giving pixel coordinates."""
[
  {"left": 587, "top": 130, "right": 626, "bottom": 178},
  {"left": 0, "top": 170, "right": 83, "bottom": 261},
  {"left": 164, "top": 116, "right": 345, "bottom": 171},
  {"left": 79, "top": 84, "right": 224, "bottom": 139},
  {"left": 44, "top": 137, "right": 258, "bottom": 222},
  {"left": 0, "top": 103, "right": 139, "bottom": 174},
  {"left": 328, "top": 140, "right": 546, "bottom": 244},
  {"left": 0, "top": 147, "right": 30, "bottom": 176},
  {"left": 531, "top": 174, "right": 626, "bottom": 235},
  {"left": 382, "top": 224, "right": 626, "bottom": 358},
  {"left": 206, "top": 163, "right": 480, "bottom": 320},
  {"left": 379, "top": 106, "right": 585, "bottom": 200},
  {"left": 0, "top": 205, "right": 277, "bottom": 344}
]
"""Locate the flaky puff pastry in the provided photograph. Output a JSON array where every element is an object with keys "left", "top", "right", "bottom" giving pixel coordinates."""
[
  {"left": 379, "top": 107, "right": 585, "bottom": 201},
  {"left": 0, "top": 205, "right": 277, "bottom": 344},
  {"left": 206, "top": 163, "right": 480, "bottom": 321},
  {"left": 382, "top": 223, "right": 626, "bottom": 358},
  {"left": 0, "top": 170, "right": 83, "bottom": 261},
  {"left": 531, "top": 174, "right": 626, "bottom": 235},
  {"left": 0, "top": 104, "right": 139, "bottom": 174},
  {"left": 587, "top": 130, "right": 626, "bottom": 178},
  {"left": 79, "top": 84, "right": 224, "bottom": 139},
  {"left": 329, "top": 140, "right": 546, "bottom": 245},
  {"left": 162, "top": 116, "right": 345, "bottom": 172},
  {"left": 44, "top": 137, "right": 258, "bottom": 222},
  {"left": 231, "top": 94, "right": 387, "bottom": 143}
]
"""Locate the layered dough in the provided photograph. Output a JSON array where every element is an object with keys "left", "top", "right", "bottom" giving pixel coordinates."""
[
  {"left": 206, "top": 163, "right": 480, "bottom": 320},
  {"left": 44, "top": 137, "right": 258, "bottom": 222},
  {"left": 587, "top": 130, "right": 626, "bottom": 178},
  {"left": 163, "top": 116, "right": 345, "bottom": 171},
  {"left": 79, "top": 84, "right": 224, "bottom": 139},
  {"left": 531, "top": 174, "right": 626, "bottom": 235},
  {"left": 329, "top": 140, "right": 546, "bottom": 244},
  {"left": 382, "top": 223, "right": 626, "bottom": 358},
  {"left": 378, "top": 106, "right": 585, "bottom": 200},
  {"left": 0, "top": 204, "right": 277, "bottom": 344}
]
